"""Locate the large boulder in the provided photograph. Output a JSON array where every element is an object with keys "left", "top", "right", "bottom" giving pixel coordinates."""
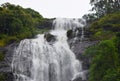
[
  {"left": 67, "top": 30, "right": 75, "bottom": 39},
  {"left": 44, "top": 33, "right": 56, "bottom": 43}
]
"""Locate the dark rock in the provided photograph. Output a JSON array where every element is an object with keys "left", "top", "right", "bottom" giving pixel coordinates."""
[
  {"left": 67, "top": 28, "right": 81, "bottom": 40},
  {"left": 76, "top": 28, "right": 83, "bottom": 37},
  {"left": 75, "top": 28, "right": 91, "bottom": 38},
  {"left": 67, "top": 30, "right": 74, "bottom": 39},
  {"left": 70, "top": 40, "right": 98, "bottom": 70},
  {"left": 84, "top": 29, "right": 91, "bottom": 38},
  {"left": 68, "top": 27, "right": 98, "bottom": 81},
  {"left": 5, "top": 72, "right": 14, "bottom": 81},
  {"left": 0, "top": 72, "right": 14, "bottom": 81},
  {"left": 44, "top": 33, "right": 56, "bottom": 42},
  {"left": 0, "top": 43, "right": 18, "bottom": 81}
]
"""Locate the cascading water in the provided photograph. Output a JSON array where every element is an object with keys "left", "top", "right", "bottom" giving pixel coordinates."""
[{"left": 12, "top": 18, "right": 86, "bottom": 81}]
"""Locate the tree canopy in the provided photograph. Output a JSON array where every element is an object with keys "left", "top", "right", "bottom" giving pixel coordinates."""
[
  {"left": 84, "top": 1, "right": 120, "bottom": 81},
  {"left": 0, "top": 3, "right": 48, "bottom": 46},
  {"left": 90, "top": 0, "right": 120, "bottom": 18}
]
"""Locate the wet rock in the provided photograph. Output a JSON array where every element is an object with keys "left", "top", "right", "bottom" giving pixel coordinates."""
[
  {"left": 44, "top": 33, "right": 56, "bottom": 42},
  {"left": 0, "top": 72, "right": 14, "bottom": 81},
  {"left": 0, "top": 43, "right": 18, "bottom": 81},
  {"left": 67, "top": 27, "right": 98, "bottom": 81},
  {"left": 68, "top": 27, "right": 98, "bottom": 70},
  {"left": 72, "top": 77, "right": 84, "bottom": 81},
  {"left": 70, "top": 39, "right": 97, "bottom": 70},
  {"left": 84, "top": 28, "right": 91, "bottom": 38},
  {"left": 71, "top": 70, "right": 89, "bottom": 81},
  {"left": 67, "top": 30, "right": 74, "bottom": 39}
]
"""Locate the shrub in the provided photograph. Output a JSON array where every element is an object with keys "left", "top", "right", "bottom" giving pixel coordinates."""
[
  {"left": 0, "top": 52, "right": 5, "bottom": 61},
  {"left": 0, "top": 40, "right": 6, "bottom": 47},
  {"left": 89, "top": 12, "right": 120, "bottom": 40},
  {"left": 85, "top": 39, "right": 120, "bottom": 81},
  {"left": 0, "top": 73, "right": 5, "bottom": 81},
  {"left": 93, "top": 31, "right": 115, "bottom": 40}
]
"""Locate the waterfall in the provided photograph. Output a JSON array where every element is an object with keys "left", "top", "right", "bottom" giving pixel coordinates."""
[{"left": 12, "top": 18, "right": 86, "bottom": 81}]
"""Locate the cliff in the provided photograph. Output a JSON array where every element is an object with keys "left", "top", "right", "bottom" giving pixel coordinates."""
[{"left": 0, "top": 20, "right": 96, "bottom": 81}]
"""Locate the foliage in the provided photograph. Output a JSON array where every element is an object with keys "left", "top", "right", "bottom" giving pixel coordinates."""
[
  {"left": 0, "top": 3, "right": 49, "bottom": 47},
  {"left": 85, "top": 34, "right": 120, "bottom": 81},
  {"left": 0, "top": 40, "right": 6, "bottom": 47},
  {"left": 0, "top": 73, "right": 5, "bottom": 81},
  {"left": 84, "top": 1, "right": 120, "bottom": 81},
  {"left": 89, "top": 12, "right": 120, "bottom": 40},
  {"left": 90, "top": 0, "right": 120, "bottom": 18},
  {"left": 0, "top": 52, "right": 5, "bottom": 61},
  {"left": 83, "top": 0, "right": 120, "bottom": 25},
  {"left": 114, "top": 33, "right": 120, "bottom": 51},
  {"left": 91, "top": 31, "right": 115, "bottom": 40},
  {"left": 82, "top": 13, "right": 97, "bottom": 25}
]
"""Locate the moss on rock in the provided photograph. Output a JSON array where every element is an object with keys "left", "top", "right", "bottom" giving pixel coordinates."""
[
  {"left": 0, "top": 73, "right": 5, "bottom": 81},
  {"left": 0, "top": 52, "right": 5, "bottom": 61}
]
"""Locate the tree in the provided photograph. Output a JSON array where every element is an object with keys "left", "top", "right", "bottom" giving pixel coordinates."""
[
  {"left": 85, "top": 40, "right": 119, "bottom": 81},
  {"left": 90, "top": 0, "right": 120, "bottom": 18},
  {"left": 0, "top": 3, "right": 48, "bottom": 46}
]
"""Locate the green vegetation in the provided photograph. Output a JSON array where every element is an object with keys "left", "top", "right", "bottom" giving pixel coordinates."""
[
  {"left": 90, "top": 0, "right": 120, "bottom": 18},
  {"left": 0, "top": 52, "right": 5, "bottom": 61},
  {"left": 90, "top": 12, "right": 120, "bottom": 32},
  {"left": 83, "top": 0, "right": 120, "bottom": 26},
  {"left": 0, "top": 73, "right": 5, "bottom": 81},
  {"left": 89, "top": 12, "right": 120, "bottom": 40},
  {"left": 84, "top": 0, "right": 120, "bottom": 81},
  {"left": 85, "top": 34, "right": 120, "bottom": 81},
  {"left": 0, "top": 3, "right": 49, "bottom": 47},
  {"left": 0, "top": 1, "right": 120, "bottom": 81}
]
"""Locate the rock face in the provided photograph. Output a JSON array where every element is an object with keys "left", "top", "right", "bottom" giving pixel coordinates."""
[
  {"left": 0, "top": 19, "right": 54, "bottom": 81},
  {"left": 0, "top": 43, "right": 18, "bottom": 81},
  {"left": 0, "top": 26, "right": 96, "bottom": 81},
  {"left": 44, "top": 33, "right": 56, "bottom": 43},
  {"left": 67, "top": 30, "right": 75, "bottom": 39},
  {"left": 68, "top": 27, "right": 97, "bottom": 81},
  {"left": 71, "top": 40, "right": 97, "bottom": 70}
]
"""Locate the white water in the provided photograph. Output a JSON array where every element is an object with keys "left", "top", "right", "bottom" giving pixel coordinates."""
[{"left": 12, "top": 18, "right": 86, "bottom": 81}]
